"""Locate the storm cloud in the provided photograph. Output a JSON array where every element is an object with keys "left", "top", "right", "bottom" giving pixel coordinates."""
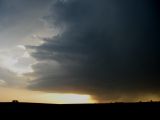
[{"left": 28, "top": 0, "right": 160, "bottom": 102}]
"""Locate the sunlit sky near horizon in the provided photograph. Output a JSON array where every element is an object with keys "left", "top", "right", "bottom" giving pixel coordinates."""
[{"left": 0, "top": 0, "right": 160, "bottom": 103}]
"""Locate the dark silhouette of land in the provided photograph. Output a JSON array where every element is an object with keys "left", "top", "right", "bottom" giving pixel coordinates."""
[{"left": 0, "top": 101, "right": 160, "bottom": 115}]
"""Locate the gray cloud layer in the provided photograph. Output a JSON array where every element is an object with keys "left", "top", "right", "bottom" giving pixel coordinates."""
[
  {"left": 0, "top": 67, "right": 24, "bottom": 87},
  {"left": 0, "top": 0, "right": 53, "bottom": 48},
  {"left": 28, "top": 0, "right": 160, "bottom": 102}
]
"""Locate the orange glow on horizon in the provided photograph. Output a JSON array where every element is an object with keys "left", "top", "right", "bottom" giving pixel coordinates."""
[
  {"left": 0, "top": 87, "right": 97, "bottom": 104},
  {"left": 37, "top": 93, "right": 97, "bottom": 104}
]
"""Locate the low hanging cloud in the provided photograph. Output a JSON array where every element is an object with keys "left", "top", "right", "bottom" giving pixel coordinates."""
[{"left": 28, "top": 0, "right": 160, "bottom": 102}]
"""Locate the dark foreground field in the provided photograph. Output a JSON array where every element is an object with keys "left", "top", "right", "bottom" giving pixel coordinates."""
[{"left": 0, "top": 102, "right": 160, "bottom": 115}]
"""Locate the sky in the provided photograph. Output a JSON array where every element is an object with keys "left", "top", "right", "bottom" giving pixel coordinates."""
[{"left": 0, "top": 0, "right": 160, "bottom": 103}]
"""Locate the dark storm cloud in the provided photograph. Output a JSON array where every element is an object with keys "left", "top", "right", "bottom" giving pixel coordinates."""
[{"left": 28, "top": 0, "right": 160, "bottom": 101}]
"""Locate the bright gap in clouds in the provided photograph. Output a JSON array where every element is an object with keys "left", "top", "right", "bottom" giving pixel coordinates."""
[
  {"left": 0, "top": 45, "right": 35, "bottom": 76},
  {"left": 0, "top": 87, "right": 97, "bottom": 104},
  {"left": 38, "top": 93, "right": 97, "bottom": 104}
]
